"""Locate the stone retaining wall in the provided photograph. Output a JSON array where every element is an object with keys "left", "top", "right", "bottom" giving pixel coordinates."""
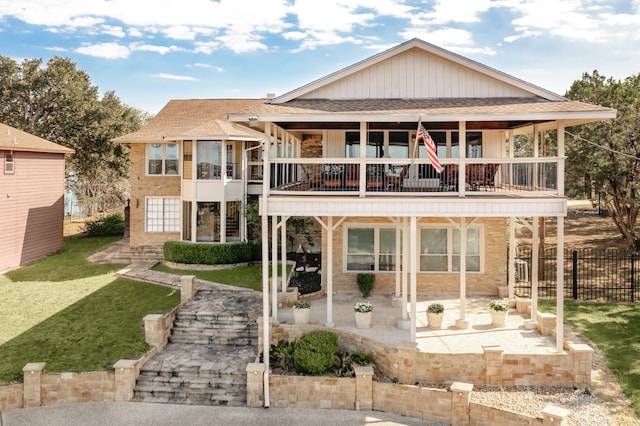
[
  {"left": 262, "top": 321, "right": 592, "bottom": 387},
  {"left": 246, "top": 364, "right": 569, "bottom": 425}
]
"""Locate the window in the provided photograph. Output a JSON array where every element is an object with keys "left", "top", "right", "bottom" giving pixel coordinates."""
[
  {"left": 196, "top": 202, "right": 220, "bottom": 241},
  {"left": 420, "top": 226, "right": 481, "bottom": 272},
  {"left": 4, "top": 152, "right": 14, "bottom": 174},
  {"left": 346, "top": 226, "right": 399, "bottom": 272},
  {"left": 197, "top": 140, "right": 222, "bottom": 180},
  {"left": 148, "top": 143, "right": 179, "bottom": 175},
  {"left": 345, "top": 131, "right": 384, "bottom": 158},
  {"left": 146, "top": 197, "right": 180, "bottom": 232}
]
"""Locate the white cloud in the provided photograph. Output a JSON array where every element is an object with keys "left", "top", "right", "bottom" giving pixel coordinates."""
[
  {"left": 101, "top": 25, "right": 126, "bottom": 38},
  {"left": 74, "top": 42, "right": 131, "bottom": 59},
  {"left": 133, "top": 43, "right": 183, "bottom": 55},
  {"left": 152, "top": 73, "right": 198, "bottom": 81}
]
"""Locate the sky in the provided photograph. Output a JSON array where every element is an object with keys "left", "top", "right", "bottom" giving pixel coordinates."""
[{"left": 0, "top": 0, "right": 639, "bottom": 115}]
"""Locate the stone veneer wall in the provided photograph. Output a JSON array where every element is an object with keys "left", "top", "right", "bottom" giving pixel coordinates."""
[
  {"left": 245, "top": 364, "right": 570, "bottom": 425},
  {"left": 262, "top": 321, "right": 593, "bottom": 387},
  {"left": 322, "top": 217, "right": 508, "bottom": 295}
]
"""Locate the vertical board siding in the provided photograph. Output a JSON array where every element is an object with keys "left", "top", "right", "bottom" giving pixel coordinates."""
[
  {"left": 0, "top": 151, "right": 65, "bottom": 271},
  {"left": 301, "top": 48, "right": 533, "bottom": 99}
]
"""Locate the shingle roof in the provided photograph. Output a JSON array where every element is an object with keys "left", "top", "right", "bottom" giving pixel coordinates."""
[
  {"left": 0, "top": 122, "right": 74, "bottom": 154},
  {"left": 239, "top": 97, "right": 614, "bottom": 117},
  {"left": 113, "top": 99, "right": 268, "bottom": 142}
]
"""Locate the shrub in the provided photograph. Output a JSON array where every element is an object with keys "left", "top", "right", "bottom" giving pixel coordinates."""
[
  {"left": 294, "top": 330, "right": 339, "bottom": 375},
  {"left": 335, "top": 351, "right": 373, "bottom": 377},
  {"left": 294, "top": 300, "right": 310, "bottom": 309},
  {"left": 427, "top": 303, "right": 445, "bottom": 314},
  {"left": 270, "top": 340, "right": 296, "bottom": 372},
  {"left": 489, "top": 300, "right": 509, "bottom": 312},
  {"left": 84, "top": 212, "right": 125, "bottom": 237},
  {"left": 163, "top": 240, "right": 261, "bottom": 265},
  {"left": 356, "top": 273, "right": 375, "bottom": 297}
]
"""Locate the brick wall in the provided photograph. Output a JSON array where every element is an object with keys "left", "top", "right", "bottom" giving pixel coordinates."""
[
  {"left": 322, "top": 217, "right": 508, "bottom": 295},
  {"left": 129, "top": 143, "right": 181, "bottom": 248}
]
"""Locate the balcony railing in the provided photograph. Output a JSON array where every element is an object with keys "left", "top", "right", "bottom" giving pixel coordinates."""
[{"left": 259, "top": 158, "right": 560, "bottom": 196}]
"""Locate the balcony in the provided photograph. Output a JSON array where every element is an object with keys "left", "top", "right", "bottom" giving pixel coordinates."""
[{"left": 262, "top": 157, "right": 561, "bottom": 197}]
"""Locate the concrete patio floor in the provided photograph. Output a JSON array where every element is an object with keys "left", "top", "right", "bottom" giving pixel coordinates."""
[{"left": 276, "top": 292, "right": 559, "bottom": 355}]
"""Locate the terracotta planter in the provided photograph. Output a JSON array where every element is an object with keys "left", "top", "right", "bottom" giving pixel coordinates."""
[
  {"left": 355, "top": 311, "right": 372, "bottom": 328},
  {"left": 427, "top": 312, "right": 444, "bottom": 329},
  {"left": 490, "top": 310, "right": 508, "bottom": 327},
  {"left": 294, "top": 308, "right": 310, "bottom": 324}
]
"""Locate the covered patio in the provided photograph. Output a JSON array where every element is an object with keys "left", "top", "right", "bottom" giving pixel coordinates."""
[{"left": 277, "top": 292, "right": 558, "bottom": 355}]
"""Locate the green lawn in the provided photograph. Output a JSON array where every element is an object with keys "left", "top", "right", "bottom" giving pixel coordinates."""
[
  {"left": 0, "top": 237, "right": 180, "bottom": 383},
  {"left": 152, "top": 262, "right": 290, "bottom": 291},
  {"left": 538, "top": 299, "right": 640, "bottom": 417}
]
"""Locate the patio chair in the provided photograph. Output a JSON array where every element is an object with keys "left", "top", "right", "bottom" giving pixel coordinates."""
[
  {"left": 484, "top": 163, "right": 499, "bottom": 188},
  {"left": 366, "top": 164, "right": 385, "bottom": 191},
  {"left": 466, "top": 164, "right": 486, "bottom": 191},
  {"left": 321, "top": 164, "right": 345, "bottom": 190},
  {"left": 344, "top": 164, "right": 360, "bottom": 189},
  {"left": 439, "top": 164, "right": 459, "bottom": 191},
  {"left": 386, "top": 164, "right": 410, "bottom": 191}
]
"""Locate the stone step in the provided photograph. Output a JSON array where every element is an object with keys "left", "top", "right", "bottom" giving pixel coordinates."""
[{"left": 132, "top": 387, "right": 246, "bottom": 406}]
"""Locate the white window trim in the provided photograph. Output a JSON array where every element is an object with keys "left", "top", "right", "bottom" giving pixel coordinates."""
[
  {"left": 4, "top": 151, "right": 14, "bottom": 174},
  {"left": 146, "top": 143, "right": 180, "bottom": 176},
  {"left": 343, "top": 224, "right": 399, "bottom": 273},
  {"left": 145, "top": 197, "right": 180, "bottom": 233},
  {"left": 419, "top": 224, "right": 484, "bottom": 274}
]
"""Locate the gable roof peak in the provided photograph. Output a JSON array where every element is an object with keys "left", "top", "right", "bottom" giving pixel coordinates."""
[{"left": 270, "top": 38, "right": 566, "bottom": 104}]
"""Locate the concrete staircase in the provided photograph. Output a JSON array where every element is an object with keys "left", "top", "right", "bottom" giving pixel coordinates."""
[{"left": 133, "top": 286, "right": 261, "bottom": 406}]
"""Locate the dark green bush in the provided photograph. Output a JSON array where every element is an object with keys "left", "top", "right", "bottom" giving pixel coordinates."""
[
  {"left": 84, "top": 212, "right": 125, "bottom": 237},
  {"left": 294, "top": 330, "right": 339, "bottom": 375},
  {"left": 357, "top": 273, "right": 375, "bottom": 298},
  {"left": 269, "top": 340, "right": 296, "bottom": 372},
  {"left": 163, "top": 240, "right": 261, "bottom": 264}
]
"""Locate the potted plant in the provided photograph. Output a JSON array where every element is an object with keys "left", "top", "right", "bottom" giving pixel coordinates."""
[
  {"left": 293, "top": 300, "right": 311, "bottom": 324},
  {"left": 489, "top": 299, "right": 509, "bottom": 327},
  {"left": 356, "top": 273, "right": 375, "bottom": 298},
  {"left": 426, "top": 302, "right": 445, "bottom": 329},
  {"left": 354, "top": 302, "right": 373, "bottom": 329}
]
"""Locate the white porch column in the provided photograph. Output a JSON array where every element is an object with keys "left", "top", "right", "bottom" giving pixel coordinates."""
[
  {"left": 458, "top": 121, "right": 466, "bottom": 197},
  {"left": 260, "top": 208, "right": 270, "bottom": 407},
  {"left": 271, "top": 215, "right": 278, "bottom": 323},
  {"left": 395, "top": 217, "right": 401, "bottom": 298},
  {"left": 508, "top": 216, "right": 516, "bottom": 300},
  {"left": 359, "top": 121, "right": 367, "bottom": 197},
  {"left": 326, "top": 216, "right": 335, "bottom": 327},
  {"left": 398, "top": 217, "right": 410, "bottom": 330},
  {"left": 556, "top": 216, "right": 565, "bottom": 352},
  {"left": 410, "top": 216, "right": 417, "bottom": 342},
  {"left": 531, "top": 217, "right": 539, "bottom": 322},
  {"left": 281, "top": 216, "right": 287, "bottom": 293},
  {"left": 456, "top": 217, "right": 470, "bottom": 329}
]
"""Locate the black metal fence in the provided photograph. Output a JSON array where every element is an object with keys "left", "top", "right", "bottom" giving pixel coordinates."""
[{"left": 514, "top": 247, "right": 639, "bottom": 302}]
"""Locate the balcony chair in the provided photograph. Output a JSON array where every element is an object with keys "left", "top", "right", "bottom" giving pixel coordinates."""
[
  {"left": 322, "top": 164, "right": 345, "bottom": 190},
  {"left": 366, "top": 165, "right": 385, "bottom": 191},
  {"left": 466, "top": 164, "right": 486, "bottom": 191},
  {"left": 344, "top": 164, "right": 360, "bottom": 189},
  {"left": 386, "top": 164, "right": 410, "bottom": 191},
  {"left": 439, "top": 164, "right": 459, "bottom": 191}
]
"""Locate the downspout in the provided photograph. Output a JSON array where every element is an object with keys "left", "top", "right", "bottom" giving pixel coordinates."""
[{"left": 261, "top": 128, "right": 271, "bottom": 408}]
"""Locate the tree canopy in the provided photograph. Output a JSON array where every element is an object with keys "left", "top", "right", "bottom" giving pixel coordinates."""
[
  {"left": 565, "top": 70, "right": 640, "bottom": 249},
  {"left": 0, "top": 55, "right": 148, "bottom": 213}
]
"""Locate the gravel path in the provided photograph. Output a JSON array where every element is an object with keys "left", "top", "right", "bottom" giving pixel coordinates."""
[{"left": 470, "top": 324, "right": 639, "bottom": 425}]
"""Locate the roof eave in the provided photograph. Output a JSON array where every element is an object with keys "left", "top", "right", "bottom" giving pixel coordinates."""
[{"left": 227, "top": 110, "right": 616, "bottom": 123}]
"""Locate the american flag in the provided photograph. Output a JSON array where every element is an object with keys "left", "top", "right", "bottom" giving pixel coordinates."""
[{"left": 417, "top": 122, "right": 443, "bottom": 174}]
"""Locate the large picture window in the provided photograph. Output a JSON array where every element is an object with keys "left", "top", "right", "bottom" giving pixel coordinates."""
[
  {"left": 145, "top": 197, "right": 180, "bottom": 232},
  {"left": 346, "top": 226, "right": 399, "bottom": 272},
  {"left": 148, "top": 143, "right": 179, "bottom": 175},
  {"left": 420, "top": 226, "right": 481, "bottom": 272},
  {"left": 197, "top": 140, "right": 222, "bottom": 180}
]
